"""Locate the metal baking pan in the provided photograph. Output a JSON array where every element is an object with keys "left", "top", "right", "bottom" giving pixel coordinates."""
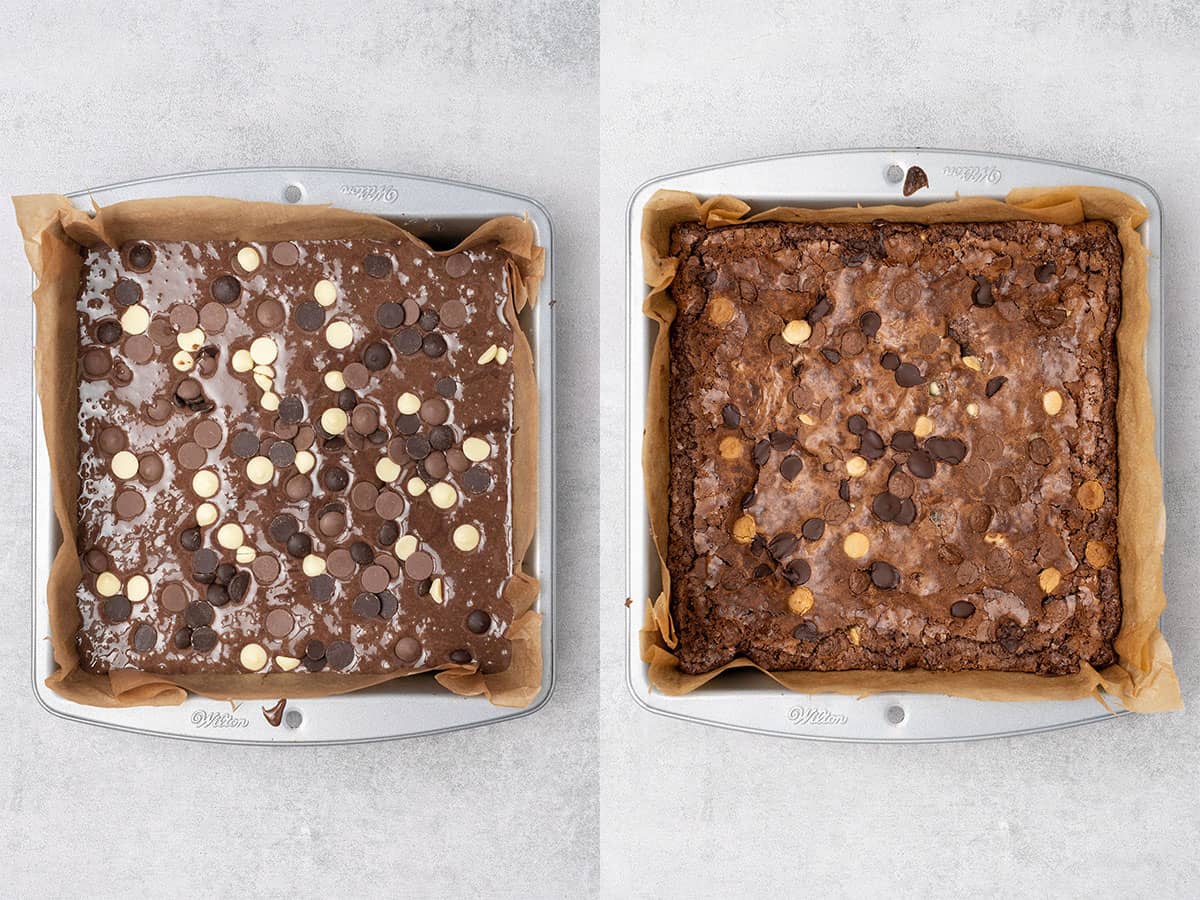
[
  {"left": 625, "top": 148, "right": 1163, "bottom": 742},
  {"left": 31, "top": 166, "right": 555, "bottom": 744}
]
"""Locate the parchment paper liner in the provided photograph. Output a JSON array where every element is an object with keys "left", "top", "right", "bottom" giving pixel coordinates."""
[
  {"left": 16, "top": 193, "right": 544, "bottom": 709},
  {"left": 639, "top": 186, "right": 1180, "bottom": 712}
]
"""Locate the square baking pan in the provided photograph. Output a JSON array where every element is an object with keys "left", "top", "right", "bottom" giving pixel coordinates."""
[
  {"left": 625, "top": 148, "right": 1163, "bottom": 742},
  {"left": 31, "top": 166, "right": 555, "bottom": 744}
]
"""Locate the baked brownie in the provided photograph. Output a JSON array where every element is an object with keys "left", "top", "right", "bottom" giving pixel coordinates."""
[
  {"left": 668, "top": 219, "right": 1121, "bottom": 676},
  {"left": 76, "top": 237, "right": 517, "bottom": 675}
]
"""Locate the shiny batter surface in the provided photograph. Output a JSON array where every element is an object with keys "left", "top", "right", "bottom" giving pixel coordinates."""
[
  {"left": 76, "top": 237, "right": 516, "bottom": 675},
  {"left": 668, "top": 220, "right": 1121, "bottom": 676}
]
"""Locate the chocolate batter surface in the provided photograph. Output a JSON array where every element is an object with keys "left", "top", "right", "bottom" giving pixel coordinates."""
[
  {"left": 668, "top": 220, "right": 1121, "bottom": 676},
  {"left": 77, "top": 238, "right": 517, "bottom": 676}
]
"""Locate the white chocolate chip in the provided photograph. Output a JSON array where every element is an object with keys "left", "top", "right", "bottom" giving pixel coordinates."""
[
  {"left": 125, "top": 574, "right": 150, "bottom": 603},
  {"left": 395, "top": 534, "right": 418, "bottom": 560},
  {"left": 495, "top": 347, "right": 509, "bottom": 364},
  {"left": 177, "top": 328, "right": 205, "bottom": 352},
  {"left": 429, "top": 577, "right": 444, "bottom": 604},
  {"left": 239, "top": 643, "right": 268, "bottom": 672},
  {"left": 1039, "top": 567, "right": 1062, "bottom": 593},
  {"left": 301, "top": 554, "right": 326, "bottom": 577},
  {"left": 313, "top": 279, "right": 338, "bottom": 306},
  {"left": 196, "top": 502, "right": 218, "bottom": 526},
  {"left": 965, "top": 402, "right": 980, "bottom": 418},
  {"left": 928, "top": 381, "right": 943, "bottom": 397},
  {"left": 250, "top": 336, "right": 278, "bottom": 366},
  {"left": 96, "top": 571, "right": 121, "bottom": 597},
  {"left": 962, "top": 355, "right": 982, "bottom": 372},
  {"left": 260, "top": 391, "right": 280, "bottom": 412},
  {"left": 320, "top": 407, "right": 348, "bottom": 435},
  {"left": 275, "top": 655, "right": 301, "bottom": 672},
  {"left": 375, "top": 457, "right": 402, "bottom": 482},
  {"left": 396, "top": 392, "right": 421, "bottom": 415},
  {"left": 120, "top": 304, "right": 150, "bottom": 335},
  {"left": 462, "top": 436, "right": 491, "bottom": 462},
  {"left": 453, "top": 524, "right": 480, "bottom": 552},
  {"left": 111, "top": 450, "right": 139, "bottom": 480},
  {"left": 843, "top": 531, "right": 870, "bottom": 559},
  {"left": 191, "top": 470, "right": 219, "bottom": 498},
  {"left": 324, "top": 370, "right": 346, "bottom": 391},
  {"left": 913, "top": 415, "right": 935, "bottom": 438},
  {"left": 236, "top": 246, "right": 261, "bottom": 272},
  {"left": 246, "top": 456, "right": 275, "bottom": 485},
  {"left": 217, "top": 523, "right": 245, "bottom": 549},
  {"left": 235, "top": 545, "right": 257, "bottom": 564},
  {"left": 252, "top": 364, "right": 275, "bottom": 378},
  {"left": 846, "top": 456, "right": 868, "bottom": 478},
  {"left": 172, "top": 350, "right": 195, "bottom": 372},
  {"left": 798, "top": 413, "right": 815, "bottom": 426},
  {"left": 1043, "top": 389, "right": 1064, "bottom": 416},
  {"left": 253, "top": 372, "right": 274, "bottom": 392},
  {"left": 406, "top": 476, "right": 427, "bottom": 497},
  {"left": 294, "top": 450, "right": 315, "bottom": 474},
  {"left": 325, "top": 320, "right": 353, "bottom": 349},
  {"left": 232, "top": 349, "right": 254, "bottom": 372},
  {"left": 429, "top": 482, "right": 458, "bottom": 509},
  {"left": 781, "top": 319, "right": 812, "bottom": 345},
  {"left": 477, "top": 344, "right": 499, "bottom": 365}
]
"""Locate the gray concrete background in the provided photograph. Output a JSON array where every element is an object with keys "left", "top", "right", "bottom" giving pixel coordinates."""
[{"left": 1, "top": 1, "right": 1197, "bottom": 896}]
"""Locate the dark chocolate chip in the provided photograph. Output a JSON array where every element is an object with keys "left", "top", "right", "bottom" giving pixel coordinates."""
[
  {"left": 210, "top": 275, "right": 241, "bottom": 304},
  {"left": 847, "top": 414, "right": 867, "bottom": 435},
  {"left": 446, "top": 648, "right": 471, "bottom": 665},
  {"left": 1028, "top": 437, "right": 1052, "bottom": 466},
  {"left": 362, "top": 341, "right": 391, "bottom": 371},
  {"left": 377, "top": 590, "right": 399, "bottom": 619},
  {"left": 793, "top": 621, "right": 819, "bottom": 640},
  {"left": 305, "top": 640, "right": 326, "bottom": 660},
  {"left": 751, "top": 563, "right": 773, "bottom": 579},
  {"left": 769, "top": 430, "right": 795, "bottom": 451},
  {"left": 721, "top": 404, "right": 741, "bottom": 428},
  {"left": 378, "top": 520, "right": 400, "bottom": 546},
  {"left": 768, "top": 533, "right": 798, "bottom": 561},
  {"left": 860, "top": 429, "right": 886, "bottom": 460},
  {"left": 309, "top": 574, "right": 334, "bottom": 603},
  {"left": 180, "top": 527, "right": 202, "bottom": 552},
  {"left": 463, "top": 467, "right": 492, "bottom": 494},
  {"left": 1035, "top": 261, "right": 1056, "bottom": 283},
  {"left": 286, "top": 532, "right": 312, "bottom": 558},
  {"left": 192, "top": 548, "right": 218, "bottom": 575},
  {"left": 278, "top": 395, "right": 305, "bottom": 423},
  {"left": 215, "top": 563, "right": 235, "bottom": 585},
  {"left": 322, "top": 465, "right": 349, "bottom": 492},
  {"left": 206, "top": 583, "right": 230, "bottom": 607},
  {"left": 294, "top": 301, "right": 325, "bottom": 332},
  {"left": 891, "top": 430, "right": 917, "bottom": 452},
  {"left": 466, "top": 609, "right": 492, "bottom": 634},
  {"left": 191, "top": 627, "right": 218, "bottom": 653},
  {"left": 185, "top": 600, "right": 214, "bottom": 628},
  {"left": 779, "top": 455, "right": 804, "bottom": 482},
  {"left": 821, "top": 348, "right": 842, "bottom": 364},
  {"left": 435, "top": 377, "right": 458, "bottom": 399},
  {"left": 752, "top": 440, "right": 771, "bottom": 466},
  {"left": 902, "top": 166, "right": 928, "bottom": 196},
  {"left": 926, "top": 436, "right": 967, "bottom": 464},
  {"left": 268, "top": 440, "right": 297, "bottom": 468},
  {"left": 228, "top": 571, "right": 250, "bottom": 603},
  {"left": 113, "top": 278, "right": 142, "bottom": 307},
  {"left": 326, "top": 641, "right": 355, "bottom": 670},
  {"left": 950, "top": 600, "right": 976, "bottom": 618},
  {"left": 395, "top": 413, "right": 421, "bottom": 436},
  {"left": 908, "top": 449, "right": 936, "bottom": 479},
  {"left": 880, "top": 351, "right": 900, "bottom": 371},
  {"left": 782, "top": 558, "right": 811, "bottom": 585},
  {"left": 971, "top": 275, "right": 994, "bottom": 308},
  {"left": 229, "top": 430, "right": 259, "bottom": 459},
  {"left": 801, "top": 518, "right": 825, "bottom": 541},
  {"left": 392, "top": 328, "right": 422, "bottom": 355},
  {"left": 421, "top": 333, "right": 447, "bottom": 358},
  {"left": 102, "top": 594, "right": 131, "bottom": 622},
  {"left": 869, "top": 561, "right": 901, "bottom": 589},
  {"left": 838, "top": 479, "right": 850, "bottom": 502},
  {"left": 807, "top": 296, "right": 831, "bottom": 323},
  {"left": 859, "top": 311, "right": 881, "bottom": 337},
  {"left": 894, "top": 498, "right": 917, "bottom": 526},
  {"left": 429, "top": 425, "right": 455, "bottom": 451},
  {"left": 96, "top": 320, "right": 122, "bottom": 344},
  {"left": 269, "top": 514, "right": 299, "bottom": 543},
  {"left": 127, "top": 242, "right": 154, "bottom": 270},
  {"left": 353, "top": 592, "right": 382, "bottom": 619},
  {"left": 406, "top": 435, "right": 431, "bottom": 460},
  {"left": 418, "top": 309, "right": 440, "bottom": 332},
  {"left": 985, "top": 376, "right": 1008, "bottom": 398},
  {"left": 363, "top": 253, "right": 392, "bottom": 278},
  {"left": 173, "top": 627, "right": 193, "bottom": 649},
  {"left": 872, "top": 492, "right": 901, "bottom": 522},
  {"left": 349, "top": 541, "right": 374, "bottom": 565},
  {"left": 894, "top": 362, "right": 925, "bottom": 387},
  {"left": 377, "top": 302, "right": 406, "bottom": 329}
]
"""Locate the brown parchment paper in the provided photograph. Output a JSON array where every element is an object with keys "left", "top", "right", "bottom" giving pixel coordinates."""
[
  {"left": 639, "top": 186, "right": 1181, "bottom": 712},
  {"left": 15, "top": 193, "right": 545, "bottom": 709}
]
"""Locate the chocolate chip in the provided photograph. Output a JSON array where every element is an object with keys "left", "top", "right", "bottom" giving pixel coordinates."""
[
  {"left": 180, "top": 527, "right": 202, "bottom": 551},
  {"left": 322, "top": 465, "right": 349, "bottom": 492},
  {"left": 192, "top": 548, "right": 218, "bottom": 575},
  {"left": 793, "top": 621, "right": 819, "bottom": 640},
  {"left": 363, "top": 253, "right": 392, "bottom": 278},
  {"left": 215, "top": 563, "right": 235, "bottom": 585},
  {"left": 96, "top": 320, "right": 122, "bottom": 344},
  {"left": 102, "top": 594, "right": 131, "bottom": 622},
  {"left": 463, "top": 467, "right": 492, "bottom": 494},
  {"left": 751, "top": 564, "right": 773, "bottom": 580},
  {"left": 908, "top": 449, "right": 936, "bottom": 479},
  {"left": 902, "top": 165, "right": 929, "bottom": 196},
  {"left": 1028, "top": 437, "right": 1052, "bottom": 466},
  {"left": 268, "top": 440, "right": 297, "bottom": 468},
  {"left": 309, "top": 574, "right": 334, "bottom": 603},
  {"left": 926, "top": 436, "right": 967, "bottom": 464},
  {"left": 113, "top": 278, "right": 142, "bottom": 307},
  {"left": 228, "top": 571, "right": 250, "bottom": 603},
  {"left": 768, "top": 533, "right": 798, "bottom": 561},
  {"left": 721, "top": 404, "right": 741, "bottom": 428},
  {"left": 421, "top": 333, "right": 447, "bottom": 358},
  {"left": 891, "top": 430, "right": 917, "bottom": 452},
  {"left": 859, "top": 311, "right": 881, "bottom": 337},
  {"left": 869, "top": 561, "right": 901, "bottom": 589},
  {"left": 210, "top": 275, "right": 241, "bottom": 304},
  {"left": 779, "top": 455, "right": 804, "bottom": 481},
  {"left": 395, "top": 636, "right": 421, "bottom": 662},
  {"left": 847, "top": 414, "right": 867, "bottom": 435},
  {"left": 801, "top": 518, "right": 825, "bottom": 541},
  {"left": 429, "top": 425, "right": 455, "bottom": 451},
  {"left": 782, "top": 558, "right": 811, "bottom": 585},
  {"left": 127, "top": 242, "right": 154, "bottom": 270},
  {"left": 286, "top": 532, "right": 312, "bottom": 558},
  {"left": 294, "top": 300, "right": 325, "bottom": 331},
  {"left": 971, "top": 275, "right": 994, "bottom": 308},
  {"left": 1035, "top": 261, "right": 1056, "bottom": 283},
  {"left": 363, "top": 341, "right": 391, "bottom": 371},
  {"left": 872, "top": 492, "right": 901, "bottom": 522},
  {"left": 173, "top": 627, "right": 193, "bottom": 649},
  {"left": 838, "top": 479, "right": 850, "bottom": 502},
  {"left": 821, "top": 348, "right": 842, "bottom": 364},
  {"left": 435, "top": 377, "right": 458, "bottom": 399},
  {"left": 378, "top": 590, "right": 399, "bottom": 619},
  {"left": 378, "top": 520, "right": 401, "bottom": 545},
  {"left": 269, "top": 514, "right": 298, "bottom": 543},
  {"left": 305, "top": 640, "right": 326, "bottom": 661},
  {"left": 950, "top": 600, "right": 976, "bottom": 618},
  {"left": 392, "top": 328, "right": 422, "bottom": 356},
  {"left": 752, "top": 440, "right": 771, "bottom": 466},
  {"left": 376, "top": 302, "right": 406, "bottom": 329},
  {"left": 277, "top": 395, "right": 305, "bottom": 424},
  {"left": 466, "top": 609, "right": 492, "bottom": 634},
  {"left": 860, "top": 429, "right": 885, "bottom": 460},
  {"left": 894, "top": 498, "right": 917, "bottom": 526},
  {"left": 206, "top": 583, "right": 230, "bottom": 607},
  {"left": 880, "top": 351, "right": 900, "bottom": 371},
  {"left": 894, "top": 362, "right": 925, "bottom": 387},
  {"left": 418, "top": 308, "right": 440, "bottom": 332},
  {"left": 191, "top": 627, "right": 218, "bottom": 653},
  {"left": 353, "top": 592, "right": 382, "bottom": 619},
  {"left": 769, "top": 430, "right": 795, "bottom": 451},
  {"left": 806, "top": 296, "right": 831, "bottom": 322},
  {"left": 448, "top": 649, "right": 473, "bottom": 665},
  {"left": 185, "top": 600, "right": 214, "bottom": 628},
  {"left": 286, "top": 475, "right": 312, "bottom": 502}
]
